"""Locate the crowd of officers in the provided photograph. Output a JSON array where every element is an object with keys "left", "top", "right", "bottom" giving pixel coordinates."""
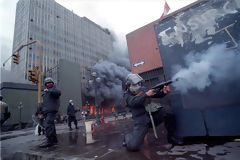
[{"left": 1, "top": 73, "right": 183, "bottom": 151}]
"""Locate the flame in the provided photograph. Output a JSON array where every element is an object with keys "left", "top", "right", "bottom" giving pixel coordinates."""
[
  {"left": 111, "top": 105, "right": 116, "bottom": 113},
  {"left": 81, "top": 103, "right": 117, "bottom": 116}
]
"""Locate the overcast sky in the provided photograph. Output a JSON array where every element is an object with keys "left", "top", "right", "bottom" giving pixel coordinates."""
[{"left": 0, "top": 0, "right": 197, "bottom": 68}]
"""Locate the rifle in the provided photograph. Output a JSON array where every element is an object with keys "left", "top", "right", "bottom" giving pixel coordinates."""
[
  {"left": 146, "top": 78, "right": 180, "bottom": 139},
  {"left": 152, "top": 78, "right": 179, "bottom": 92}
]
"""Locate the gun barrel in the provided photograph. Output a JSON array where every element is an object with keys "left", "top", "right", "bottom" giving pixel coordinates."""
[
  {"left": 152, "top": 80, "right": 173, "bottom": 89},
  {"left": 152, "top": 77, "right": 181, "bottom": 90}
]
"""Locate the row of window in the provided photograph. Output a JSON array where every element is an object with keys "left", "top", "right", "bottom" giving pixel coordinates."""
[{"left": 13, "top": 0, "right": 113, "bottom": 82}]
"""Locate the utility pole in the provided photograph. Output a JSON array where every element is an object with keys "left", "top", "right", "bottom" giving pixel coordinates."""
[
  {"left": 37, "top": 40, "right": 43, "bottom": 105},
  {"left": 89, "top": 72, "right": 101, "bottom": 125},
  {"left": 13, "top": 40, "right": 44, "bottom": 106}
]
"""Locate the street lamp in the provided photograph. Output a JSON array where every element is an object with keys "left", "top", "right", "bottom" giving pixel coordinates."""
[
  {"left": 88, "top": 72, "right": 101, "bottom": 124},
  {"left": 13, "top": 40, "right": 38, "bottom": 54},
  {"left": 18, "top": 102, "right": 23, "bottom": 129},
  {"left": 2, "top": 41, "right": 39, "bottom": 67}
]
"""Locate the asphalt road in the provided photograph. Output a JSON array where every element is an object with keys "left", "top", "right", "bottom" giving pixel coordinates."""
[{"left": 1, "top": 117, "right": 240, "bottom": 160}]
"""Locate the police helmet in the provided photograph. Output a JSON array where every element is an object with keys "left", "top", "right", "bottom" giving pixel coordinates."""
[
  {"left": 125, "top": 73, "right": 143, "bottom": 86},
  {"left": 69, "top": 100, "right": 73, "bottom": 103},
  {"left": 44, "top": 77, "right": 54, "bottom": 86}
]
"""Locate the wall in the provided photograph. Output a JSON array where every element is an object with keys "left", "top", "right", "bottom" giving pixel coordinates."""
[
  {"left": 126, "top": 20, "right": 163, "bottom": 74},
  {"left": 1, "top": 59, "right": 83, "bottom": 125},
  {"left": 58, "top": 59, "right": 82, "bottom": 118},
  {"left": 155, "top": 0, "right": 240, "bottom": 136},
  {"left": 1, "top": 82, "right": 38, "bottom": 125}
]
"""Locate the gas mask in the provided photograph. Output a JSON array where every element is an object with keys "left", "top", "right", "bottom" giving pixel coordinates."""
[
  {"left": 126, "top": 73, "right": 144, "bottom": 94},
  {"left": 129, "top": 83, "right": 142, "bottom": 94}
]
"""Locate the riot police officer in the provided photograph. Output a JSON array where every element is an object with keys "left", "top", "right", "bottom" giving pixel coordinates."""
[
  {"left": 123, "top": 73, "right": 183, "bottom": 151},
  {"left": 67, "top": 100, "right": 78, "bottom": 130},
  {"left": 39, "top": 77, "right": 61, "bottom": 148}
]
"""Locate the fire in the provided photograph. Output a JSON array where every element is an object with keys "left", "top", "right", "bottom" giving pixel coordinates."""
[{"left": 111, "top": 105, "right": 116, "bottom": 113}]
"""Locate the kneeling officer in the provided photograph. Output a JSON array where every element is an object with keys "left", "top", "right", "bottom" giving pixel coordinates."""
[{"left": 123, "top": 73, "right": 183, "bottom": 151}]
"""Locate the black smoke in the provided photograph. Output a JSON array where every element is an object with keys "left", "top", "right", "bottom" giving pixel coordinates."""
[
  {"left": 86, "top": 58, "right": 130, "bottom": 106},
  {"left": 85, "top": 32, "right": 131, "bottom": 106}
]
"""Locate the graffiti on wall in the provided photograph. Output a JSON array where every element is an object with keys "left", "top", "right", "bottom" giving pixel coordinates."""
[{"left": 158, "top": 0, "right": 240, "bottom": 47}]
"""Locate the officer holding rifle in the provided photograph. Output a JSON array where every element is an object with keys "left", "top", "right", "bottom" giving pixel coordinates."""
[{"left": 123, "top": 73, "right": 183, "bottom": 151}]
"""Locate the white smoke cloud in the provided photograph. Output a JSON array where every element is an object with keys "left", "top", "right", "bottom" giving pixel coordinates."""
[{"left": 172, "top": 44, "right": 240, "bottom": 94}]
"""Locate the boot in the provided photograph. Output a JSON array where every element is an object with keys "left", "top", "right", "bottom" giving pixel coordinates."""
[
  {"left": 51, "top": 136, "right": 58, "bottom": 144},
  {"left": 69, "top": 127, "right": 73, "bottom": 131},
  {"left": 122, "top": 136, "right": 127, "bottom": 147},
  {"left": 167, "top": 135, "right": 184, "bottom": 145},
  {"left": 122, "top": 141, "right": 127, "bottom": 147},
  {"left": 39, "top": 141, "right": 54, "bottom": 148}
]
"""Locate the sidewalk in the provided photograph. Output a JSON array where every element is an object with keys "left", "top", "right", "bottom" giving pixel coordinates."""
[{"left": 1, "top": 117, "right": 240, "bottom": 160}]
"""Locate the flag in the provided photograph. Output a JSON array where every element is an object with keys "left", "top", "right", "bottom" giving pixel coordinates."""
[{"left": 160, "top": 0, "right": 170, "bottom": 20}]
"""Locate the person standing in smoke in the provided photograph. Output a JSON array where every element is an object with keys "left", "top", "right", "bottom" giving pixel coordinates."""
[
  {"left": 39, "top": 77, "right": 61, "bottom": 148},
  {"left": 67, "top": 100, "right": 79, "bottom": 130},
  {"left": 123, "top": 73, "right": 183, "bottom": 151}
]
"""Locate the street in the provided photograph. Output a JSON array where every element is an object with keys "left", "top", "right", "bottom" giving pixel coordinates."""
[
  {"left": 1, "top": 116, "right": 240, "bottom": 160},
  {"left": 1, "top": 0, "right": 240, "bottom": 159}
]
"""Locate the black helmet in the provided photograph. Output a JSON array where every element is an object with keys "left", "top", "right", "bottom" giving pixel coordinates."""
[
  {"left": 125, "top": 73, "right": 143, "bottom": 86},
  {"left": 44, "top": 77, "right": 54, "bottom": 86}
]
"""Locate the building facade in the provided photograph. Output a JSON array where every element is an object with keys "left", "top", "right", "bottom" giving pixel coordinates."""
[
  {"left": 12, "top": 0, "right": 113, "bottom": 84},
  {"left": 1, "top": 59, "right": 83, "bottom": 126},
  {"left": 0, "top": 82, "right": 39, "bottom": 125},
  {"left": 126, "top": 20, "right": 165, "bottom": 87}
]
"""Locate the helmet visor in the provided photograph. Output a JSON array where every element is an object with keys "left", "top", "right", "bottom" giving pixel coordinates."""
[{"left": 127, "top": 74, "right": 143, "bottom": 85}]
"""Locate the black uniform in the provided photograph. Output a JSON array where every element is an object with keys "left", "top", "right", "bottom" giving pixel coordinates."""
[
  {"left": 41, "top": 86, "right": 61, "bottom": 145},
  {"left": 67, "top": 103, "right": 78, "bottom": 129},
  {"left": 123, "top": 88, "right": 177, "bottom": 151}
]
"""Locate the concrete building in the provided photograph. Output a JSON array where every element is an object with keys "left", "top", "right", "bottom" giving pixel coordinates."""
[
  {"left": 126, "top": 20, "right": 165, "bottom": 88},
  {"left": 0, "top": 82, "right": 38, "bottom": 125},
  {"left": 1, "top": 59, "right": 82, "bottom": 125},
  {"left": 11, "top": 0, "right": 113, "bottom": 84}
]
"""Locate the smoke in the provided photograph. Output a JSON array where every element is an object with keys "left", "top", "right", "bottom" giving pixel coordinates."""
[
  {"left": 93, "top": 61, "right": 129, "bottom": 103},
  {"left": 87, "top": 59, "right": 130, "bottom": 105},
  {"left": 85, "top": 32, "right": 131, "bottom": 106},
  {"left": 107, "top": 51, "right": 130, "bottom": 70},
  {"left": 109, "top": 29, "right": 130, "bottom": 70},
  {"left": 172, "top": 44, "right": 240, "bottom": 94}
]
